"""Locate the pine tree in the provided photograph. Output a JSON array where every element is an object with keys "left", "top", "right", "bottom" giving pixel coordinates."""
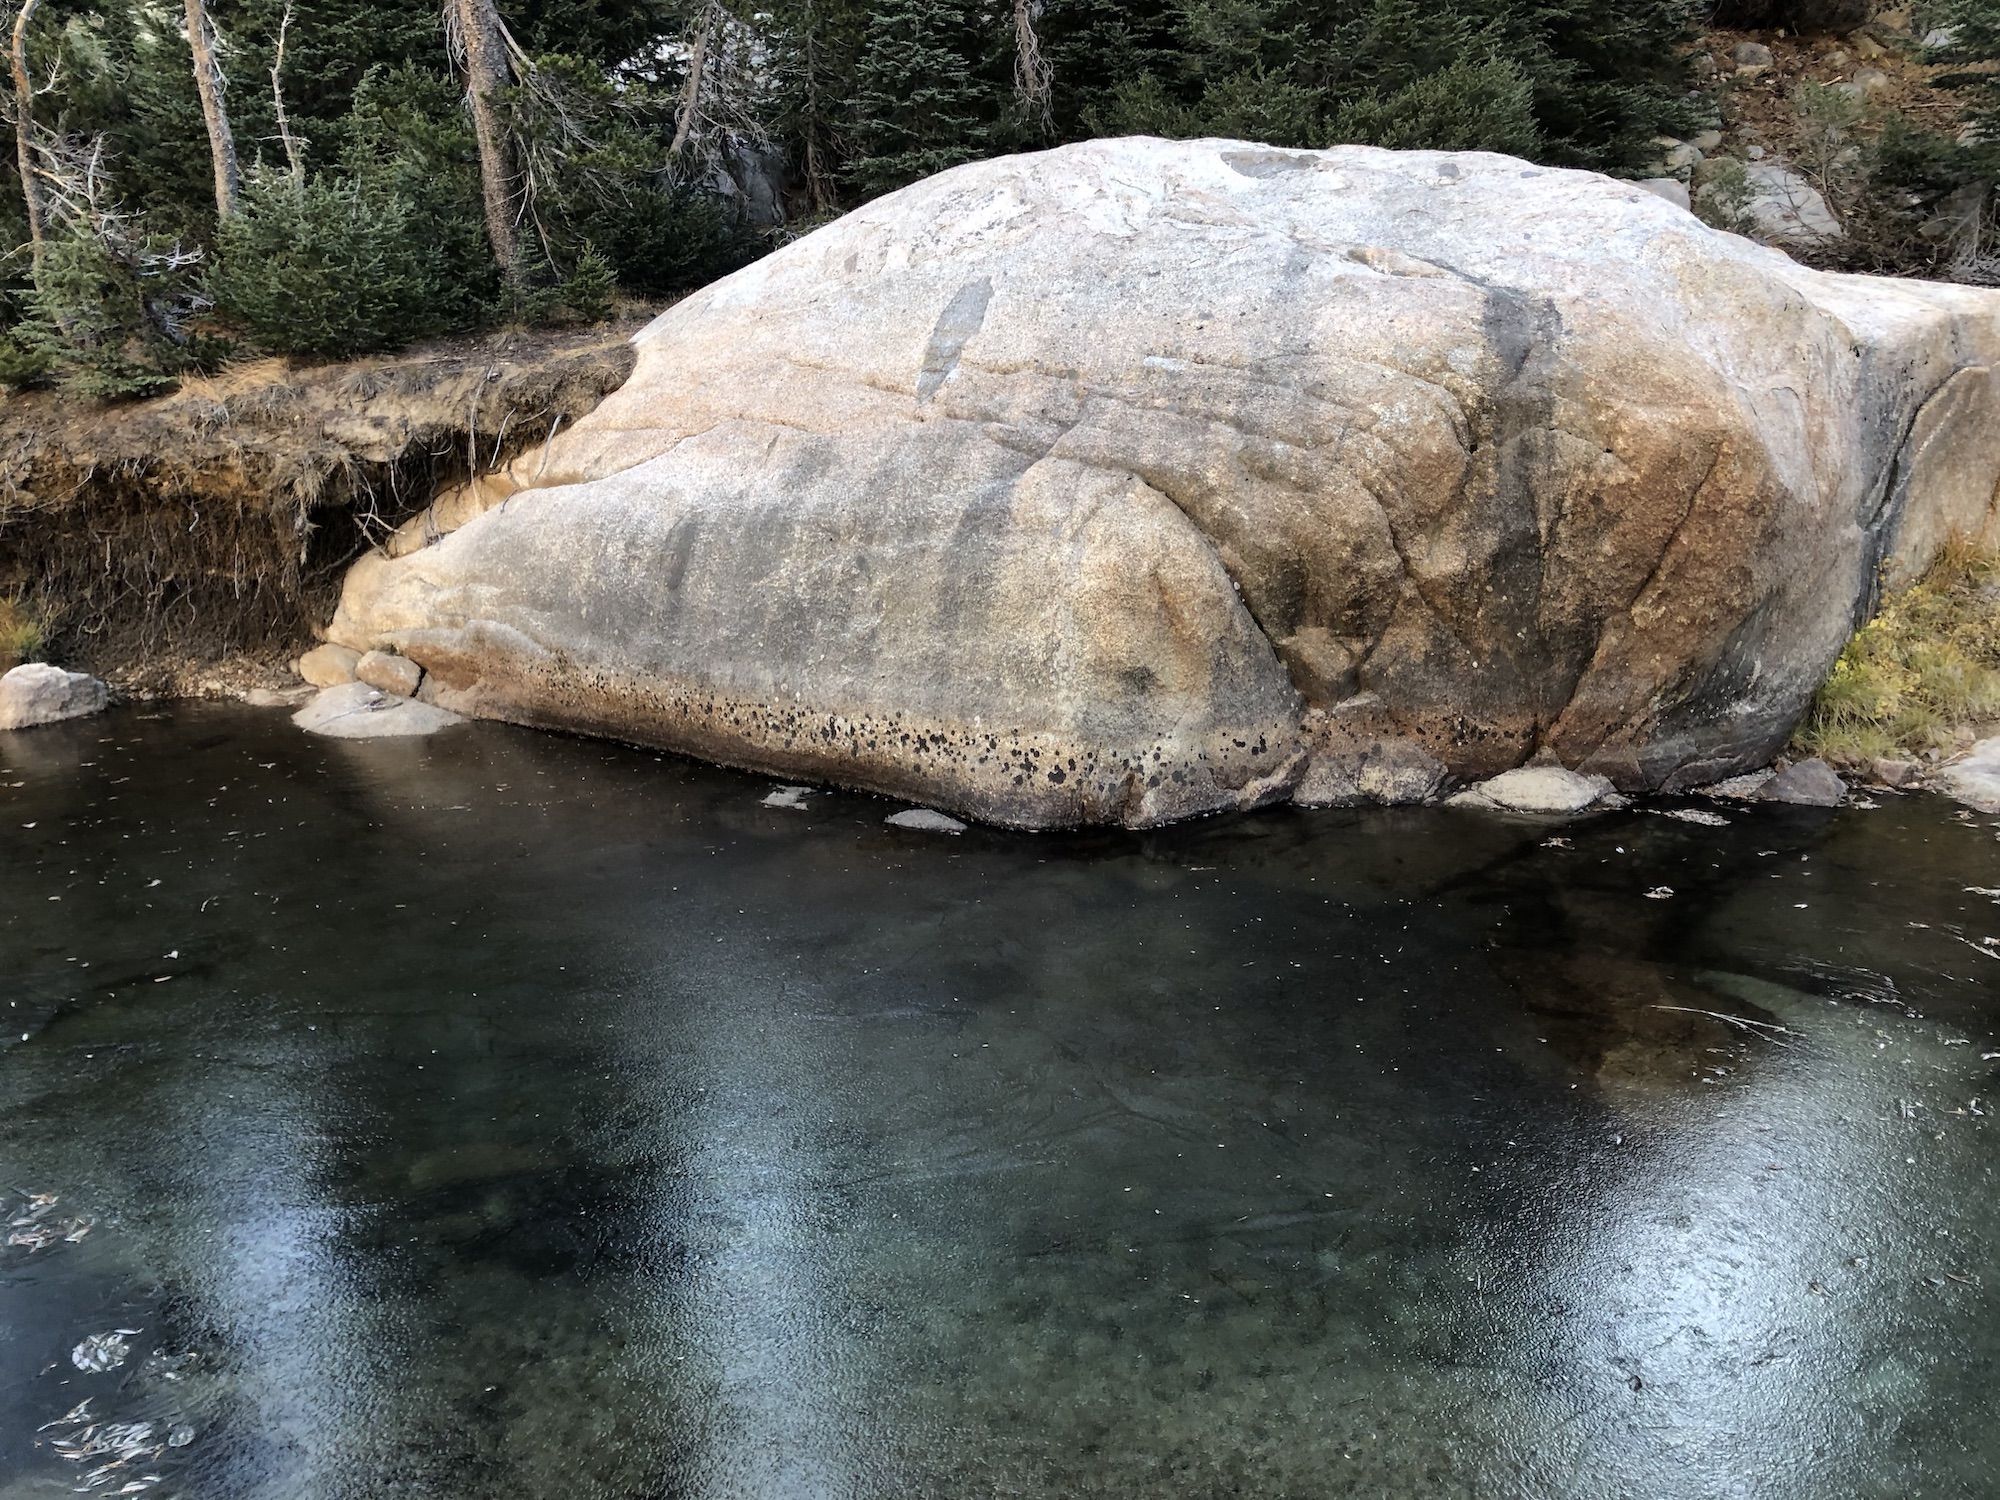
[{"left": 847, "top": 0, "right": 1001, "bottom": 198}]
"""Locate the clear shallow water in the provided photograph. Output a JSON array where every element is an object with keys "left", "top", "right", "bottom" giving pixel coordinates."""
[{"left": 2, "top": 706, "right": 1998, "bottom": 1500}]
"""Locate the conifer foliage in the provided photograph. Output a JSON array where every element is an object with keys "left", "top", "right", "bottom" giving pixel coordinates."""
[{"left": 2, "top": 0, "right": 1996, "bottom": 397}]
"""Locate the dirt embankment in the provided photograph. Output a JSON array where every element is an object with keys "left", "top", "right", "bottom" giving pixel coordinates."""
[{"left": 0, "top": 325, "right": 638, "bottom": 693}]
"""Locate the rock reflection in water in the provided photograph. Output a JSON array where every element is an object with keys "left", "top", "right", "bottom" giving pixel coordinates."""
[{"left": 2, "top": 706, "right": 1997, "bottom": 1498}]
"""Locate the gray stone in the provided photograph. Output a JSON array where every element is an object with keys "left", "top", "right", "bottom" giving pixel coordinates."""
[
  {"left": 298, "top": 642, "right": 361, "bottom": 688},
  {"left": 1733, "top": 41, "right": 1775, "bottom": 71},
  {"left": 1295, "top": 699, "right": 1446, "bottom": 807},
  {"left": 1699, "top": 770, "right": 1776, "bottom": 800},
  {"left": 1730, "top": 161, "right": 1845, "bottom": 245},
  {"left": 1934, "top": 737, "right": 2000, "bottom": 813},
  {"left": 1449, "top": 766, "right": 1618, "bottom": 815},
  {"left": 241, "top": 684, "right": 317, "bottom": 709},
  {"left": 762, "top": 785, "right": 811, "bottom": 809},
  {"left": 1637, "top": 178, "right": 1691, "bottom": 211},
  {"left": 1854, "top": 67, "right": 1893, "bottom": 94},
  {"left": 886, "top": 808, "right": 966, "bottom": 834},
  {"left": 1760, "top": 758, "right": 1846, "bottom": 806},
  {"left": 1657, "top": 141, "right": 1704, "bottom": 175},
  {"left": 325, "top": 139, "right": 2000, "bottom": 829},
  {"left": 1923, "top": 26, "right": 1960, "bottom": 50},
  {"left": 293, "top": 681, "right": 465, "bottom": 739},
  {"left": 1870, "top": 757, "right": 1921, "bottom": 788},
  {"left": 0, "top": 663, "right": 108, "bottom": 730},
  {"left": 355, "top": 649, "right": 423, "bottom": 698},
  {"left": 1691, "top": 130, "right": 1724, "bottom": 153}
]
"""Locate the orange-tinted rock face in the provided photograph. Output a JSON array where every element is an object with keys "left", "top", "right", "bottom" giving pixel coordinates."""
[{"left": 330, "top": 139, "right": 2000, "bottom": 827}]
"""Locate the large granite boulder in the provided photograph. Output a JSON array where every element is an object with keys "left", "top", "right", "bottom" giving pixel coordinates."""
[{"left": 329, "top": 138, "right": 2000, "bottom": 829}]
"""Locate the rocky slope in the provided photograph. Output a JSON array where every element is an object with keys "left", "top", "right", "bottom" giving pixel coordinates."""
[{"left": 324, "top": 137, "right": 2000, "bottom": 828}]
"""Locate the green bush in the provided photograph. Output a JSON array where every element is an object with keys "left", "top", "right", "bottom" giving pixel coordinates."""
[
  {"left": 12, "top": 227, "right": 194, "bottom": 400},
  {"left": 207, "top": 169, "right": 447, "bottom": 359},
  {"left": 1330, "top": 53, "right": 1542, "bottom": 156}
]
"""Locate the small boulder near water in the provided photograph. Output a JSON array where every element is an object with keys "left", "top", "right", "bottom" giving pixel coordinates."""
[
  {"left": 1935, "top": 738, "right": 2000, "bottom": 813},
  {"left": 297, "top": 643, "right": 361, "bottom": 688},
  {"left": 293, "top": 681, "right": 464, "bottom": 739},
  {"left": 1760, "top": 758, "right": 1847, "bottom": 807},
  {"left": 1450, "top": 765, "right": 1619, "bottom": 816},
  {"left": 886, "top": 808, "right": 967, "bottom": 835},
  {"left": 355, "top": 649, "right": 423, "bottom": 698},
  {"left": 0, "top": 663, "right": 108, "bottom": 730}
]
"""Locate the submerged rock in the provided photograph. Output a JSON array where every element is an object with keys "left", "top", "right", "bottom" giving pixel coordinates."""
[
  {"left": 1760, "top": 758, "right": 1847, "bottom": 806},
  {"left": 1935, "top": 738, "right": 2000, "bottom": 813},
  {"left": 328, "top": 138, "right": 2000, "bottom": 829},
  {"left": 293, "top": 682, "right": 465, "bottom": 739},
  {"left": 886, "top": 808, "right": 967, "bottom": 834},
  {"left": 1450, "top": 765, "right": 1619, "bottom": 815},
  {"left": 0, "top": 663, "right": 108, "bottom": 730}
]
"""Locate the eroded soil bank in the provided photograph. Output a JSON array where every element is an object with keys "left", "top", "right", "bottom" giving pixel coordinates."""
[
  {"left": 4, "top": 705, "right": 1999, "bottom": 1498},
  {"left": 0, "top": 327, "right": 636, "bottom": 692}
]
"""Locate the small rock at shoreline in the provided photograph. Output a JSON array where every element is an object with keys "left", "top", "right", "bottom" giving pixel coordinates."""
[
  {"left": 1449, "top": 765, "right": 1618, "bottom": 816},
  {"left": 762, "top": 786, "right": 811, "bottom": 809},
  {"left": 887, "top": 808, "right": 966, "bottom": 834},
  {"left": 356, "top": 649, "right": 423, "bottom": 699},
  {"left": 293, "top": 682, "right": 464, "bottom": 739},
  {"left": 1698, "top": 770, "right": 1775, "bottom": 800},
  {"left": 0, "top": 663, "right": 109, "bottom": 731},
  {"left": 1870, "top": 757, "right": 1920, "bottom": 789},
  {"left": 1760, "top": 758, "right": 1846, "bottom": 807},
  {"left": 241, "top": 684, "right": 317, "bottom": 709},
  {"left": 1935, "top": 738, "right": 2000, "bottom": 814},
  {"left": 298, "top": 643, "right": 361, "bottom": 688}
]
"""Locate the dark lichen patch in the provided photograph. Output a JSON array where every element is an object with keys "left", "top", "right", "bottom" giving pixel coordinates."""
[{"left": 408, "top": 623, "right": 1303, "bottom": 830}]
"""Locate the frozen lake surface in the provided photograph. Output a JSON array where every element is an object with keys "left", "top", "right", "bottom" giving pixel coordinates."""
[{"left": 3, "top": 706, "right": 1998, "bottom": 1498}]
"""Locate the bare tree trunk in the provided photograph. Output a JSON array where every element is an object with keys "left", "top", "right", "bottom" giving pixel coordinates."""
[
  {"left": 668, "top": 2, "right": 719, "bottom": 162},
  {"left": 183, "top": 0, "right": 240, "bottom": 219},
  {"left": 10, "top": 0, "right": 43, "bottom": 273},
  {"left": 269, "top": 0, "right": 302, "bottom": 179},
  {"left": 1012, "top": 0, "right": 1051, "bottom": 132},
  {"left": 454, "top": 0, "right": 520, "bottom": 288}
]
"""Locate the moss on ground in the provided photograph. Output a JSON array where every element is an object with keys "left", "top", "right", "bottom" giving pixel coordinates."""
[{"left": 1795, "top": 539, "right": 2000, "bottom": 767}]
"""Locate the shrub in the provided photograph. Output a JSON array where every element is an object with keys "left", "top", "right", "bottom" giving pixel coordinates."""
[
  {"left": 1796, "top": 540, "right": 2000, "bottom": 765},
  {"left": 1329, "top": 54, "right": 1542, "bottom": 156},
  {"left": 0, "top": 597, "right": 41, "bottom": 669},
  {"left": 11, "top": 226, "right": 198, "bottom": 400},
  {"left": 207, "top": 169, "right": 449, "bottom": 359}
]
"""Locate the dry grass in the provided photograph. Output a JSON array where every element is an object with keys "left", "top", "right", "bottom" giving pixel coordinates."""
[
  {"left": 1795, "top": 538, "right": 2000, "bottom": 766},
  {"left": 0, "top": 597, "right": 42, "bottom": 671}
]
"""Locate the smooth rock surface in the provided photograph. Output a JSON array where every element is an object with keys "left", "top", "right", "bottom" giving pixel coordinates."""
[
  {"left": 886, "top": 809, "right": 967, "bottom": 834},
  {"left": 1935, "top": 738, "right": 2000, "bottom": 813},
  {"left": 241, "top": 684, "right": 318, "bottom": 709},
  {"left": 293, "top": 682, "right": 465, "bottom": 739},
  {"left": 1450, "top": 765, "right": 1618, "bottom": 815},
  {"left": 298, "top": 643, "right": 361, "bottom": 688},
  {"left": 1730, "top": 162, "right": 1844, "bottom": 246},
  {"left": 356, "top": 650, "right": 423, "bottom": 699},
  {"left": 329, "top": 138, "right": 2000, "bottom": 828},
  {"left": 1760, "top": 758, "right": 1847, "bottom": 806},
  {"left": 0, "top": 663, "right": 108, "bottom": 730}
]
